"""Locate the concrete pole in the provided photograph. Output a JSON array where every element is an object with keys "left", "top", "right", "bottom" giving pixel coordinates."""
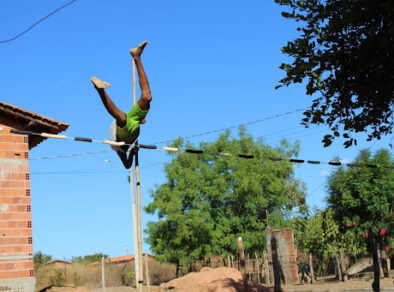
[
  {"left": 129, "top": 167, "right": 140, "bottom": 287},
  {"left": 135, "top": 152, "right": 144, "bottom": 290}
]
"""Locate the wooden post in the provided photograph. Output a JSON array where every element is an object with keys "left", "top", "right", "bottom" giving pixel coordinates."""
[
  {"left": 255, "top": 253, "right": 261, "bottom": 284},
  {"left": 236, "top": 237, "right": 248, "bottom": 292},
  {"left": 129, "top": 167, "right": 140, "bottom": 287},
  {"left": 144, "top": 254, "right": 151, "bottom": 292},
  {"left": 264, "top": 250, "right": 270, "bottom": 285},
  {"left": 101, "top": 256, "right": 106, "bottom": 292}
]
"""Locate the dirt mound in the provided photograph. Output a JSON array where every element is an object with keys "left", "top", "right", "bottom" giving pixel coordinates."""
[{"left": 152, "top": 267, "right": 277, "bottom": 292}]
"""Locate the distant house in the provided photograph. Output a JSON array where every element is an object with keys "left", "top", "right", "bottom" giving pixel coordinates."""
[
  {"left": 110, "top": 253, "right": 155, "bottom": 265},
  {"left": 46, "top": 259, "right": 71, "bottom": 269},
  {"left": 91, "top": 253, "right": 155, "bottom": 266}
]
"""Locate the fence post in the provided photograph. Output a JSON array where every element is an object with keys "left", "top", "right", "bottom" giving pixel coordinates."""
[
  {"left": 264, "top": 250, "right": 270, "bottom": 285},
  {"left": 101, "top": 256, "right": 106, "bottom": 292},
  {"left": 236, "top": 237, "right": 248, "bottom": 291}
]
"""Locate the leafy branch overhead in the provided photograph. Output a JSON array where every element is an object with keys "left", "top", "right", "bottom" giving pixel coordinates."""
[{"left": 275, "top": 0, "right": 394, "bottom": 147}]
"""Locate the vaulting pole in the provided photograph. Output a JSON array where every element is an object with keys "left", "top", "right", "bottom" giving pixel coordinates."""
[
  {"left": 131, "top": 58, "right": 143, "bottom": 290},
  {"left": 132, "top": 57, "right": 144, "bottom": 290}
]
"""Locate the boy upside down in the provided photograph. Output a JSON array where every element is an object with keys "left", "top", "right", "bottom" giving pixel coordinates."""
[{"left": 91, "top": 41, "right": 151, "bottom": 169}]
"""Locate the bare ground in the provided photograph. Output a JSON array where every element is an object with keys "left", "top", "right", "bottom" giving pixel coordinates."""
[{"left": 45, "top": 267, "right": 394, "bottom": 292}]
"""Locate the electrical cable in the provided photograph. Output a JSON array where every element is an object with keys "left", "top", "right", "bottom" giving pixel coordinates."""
[{"left": 0, "top": 0, "right": 77, "bottom": 44}]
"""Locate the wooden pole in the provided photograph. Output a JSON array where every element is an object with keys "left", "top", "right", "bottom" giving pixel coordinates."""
[
  {"left": 255, "top": 253, "right": 261, "bottom": 284},
  {"left": 132, "top": 58, "right": 143, "bottom": 290},
  {"left": 131, "top": 58, "right": 141, "bottom": 289},
  {"left": 264, "top": 250, "right": 270, "bottom": 285},
  {"left": 129, "top": 167, "right": 140, "bottom": 287},
  {"left": 236, "top": 237, "right": 248, "bottom": 292},
  {"left": 101, "top": 256, "right": 106, "bottom": 292}
]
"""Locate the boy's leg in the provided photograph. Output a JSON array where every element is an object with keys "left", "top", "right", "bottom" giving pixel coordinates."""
[
  {"left": 130, "top": 41, "right": 152, "bottom": 111},
  {"left": 91, "top": 77, "right": 127, "bottom": 127}
]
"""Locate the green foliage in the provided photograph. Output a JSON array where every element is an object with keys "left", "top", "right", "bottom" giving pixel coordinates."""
[
  {"left": 327, "top": 149, "right": 394, "bottom": 234},
  {"left": 71, "top": 253, "right": 108, "bottom": 264},
  {"left": 294, "top": 209, "right": 340, "bottom": 268},
  {"left": 145, "top": 129, "right": 307, "bottom": 266},
  {"left": 33, "top": 251, "right": 52, "bottom": 266},
  {"left": 50, "top": 269, "right": 66, "bottom": 287},
  {"left": 275, "top": 0, "right": 394, "bottom": 147}
]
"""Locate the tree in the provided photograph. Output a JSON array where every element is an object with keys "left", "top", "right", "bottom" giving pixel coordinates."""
[
  {"left": 293, "top": 209, "right": 341, "bottom": 278},
  {"left": 327, "top": 149, "right": 393, "bottom": 291},
  {"left": 274, "top": 0, "right": 394, "bottom": 147},
  {"left": 145, "top": 128, "right": 307, "bottom": 271},
  {"left": 33, "top": 251, "right": 52, "bottom": 265},
  {"left": 71, "top": 253, "right": 108, "bottom": 264}
]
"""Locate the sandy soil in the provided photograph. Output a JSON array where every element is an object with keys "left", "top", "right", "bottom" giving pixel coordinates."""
[{"left": 45, "top": 267, "right": 394, "bottom": 292}]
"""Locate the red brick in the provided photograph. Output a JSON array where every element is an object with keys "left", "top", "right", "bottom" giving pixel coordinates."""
[
  {"left": 0, "top": 213, "right": 31, "bottom": 220},
  {"left": 0, "top": 269, "right": 30, "bottom": 279},
  {"left": 0, "top": 260, "right": 32, "bottom": 271},
  {"left": 0, "top": 180, "right": 29, "bottom": 188},
  {"left": 0, "top": 244, "right": 33, "bottom": 254},
  {"left": 0, "top": 229, "right": 32, "bottom": 237},
  {"left": 0, "top": 135, "right": 24, "bottom": 143},
  {"left": 0, "top": 189, "right": 27, "bottom": 197},
  {"left": 0, "top": 143, "right": 27, "bottom": 151},
  {"left": 0, "top": 237, "right": 31, "bottom": 245}
]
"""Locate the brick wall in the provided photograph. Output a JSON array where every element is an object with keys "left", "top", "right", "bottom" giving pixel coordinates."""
[
  {"left": 267, "top": 227, "right": 298, "bottom": 284},
  {"left": 0, "top": 124, "right": 34, "bottom": 283}
]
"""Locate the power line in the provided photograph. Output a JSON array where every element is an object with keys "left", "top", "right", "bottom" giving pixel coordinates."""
[
  {"left": 151, "top": 107, "right": 309, "bottom": 145},
  {"left": 10, "top": 129, "right": 393, "bottom": 169},
  {"left": 0, "top": 0, "right": 77, "bottom": 44}
]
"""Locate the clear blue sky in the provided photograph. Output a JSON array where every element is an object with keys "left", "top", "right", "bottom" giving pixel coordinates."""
[{"left": 1, "top": 0, "right": 392, "bottom": 260}]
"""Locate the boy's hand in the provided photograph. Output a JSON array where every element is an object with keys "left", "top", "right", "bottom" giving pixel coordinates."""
[{"left": 131, "top": 145, "right": 139, "bottom": 155}]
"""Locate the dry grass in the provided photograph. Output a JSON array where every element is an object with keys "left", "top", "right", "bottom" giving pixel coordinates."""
[{"left": 35, "top": 260, "right": 178, "bottom": 290}]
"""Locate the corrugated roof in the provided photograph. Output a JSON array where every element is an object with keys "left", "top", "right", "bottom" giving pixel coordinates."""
[
  {"left": 47, "top": 259, "right": 71, "bottom": 264},
  {"left": 0, "top": 101, "right": 69, "bottom": 149}
]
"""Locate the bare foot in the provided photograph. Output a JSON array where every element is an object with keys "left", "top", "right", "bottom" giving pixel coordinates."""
[
  {"left": 130, "top": 41, "right": 148, "bottom": 58},
  {"left": 90, "top": 76, "right": 110, "bottom": 89}
]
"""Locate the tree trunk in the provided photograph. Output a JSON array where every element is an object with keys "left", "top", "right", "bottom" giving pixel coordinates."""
[
  {"left": 176, "top": 260, "right": 180, "bottom": 278},
  {"left": 369, "top": 226, "right": 380, "bottom": 292},
  {"left": 309, "top": 253, "right": 315, "bottom": 284},
  {"left": 335, "top": 256, "right": 342, "bottom": 280},
  {"left": 377, "top": 247, "right": 384, "bottom": 279},
  {"left": 340, "top": 248, "right": 348, "bottom": 282}
]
